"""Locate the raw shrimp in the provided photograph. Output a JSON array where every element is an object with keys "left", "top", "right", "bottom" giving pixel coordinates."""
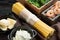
[
  {"left": 46, "top": 10, "right": 55, "bottom": 18},
  {"left": 55, "top": 1, "right": 60, "bottom": 8},
  {"left": 57, "top": 9, "right": 60, "bottom": 14}
]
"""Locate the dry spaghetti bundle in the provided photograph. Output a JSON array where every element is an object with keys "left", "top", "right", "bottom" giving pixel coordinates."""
[{"left": 12, "top": 2, "right": 55, "bottom": 39}]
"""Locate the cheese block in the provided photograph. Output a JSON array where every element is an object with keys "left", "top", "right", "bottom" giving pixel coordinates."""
[
  {"left": 0, "top": 18, "right": 16, "bottom": 31},
  {"left": 0, "top": 19, "right": 8, "bottom": 31},
  {"left": 7, "top": 18, "right": 16, "bottom": 29}
]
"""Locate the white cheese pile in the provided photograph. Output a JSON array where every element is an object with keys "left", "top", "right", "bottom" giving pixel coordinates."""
[
  {"left": 0, "top": 18, "right": 16, "bottom": 31},
  {"left": 13, "top": 29, "right": 32, "bottom": 40}
]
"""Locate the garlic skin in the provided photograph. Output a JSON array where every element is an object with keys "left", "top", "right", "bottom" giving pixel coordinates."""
[{"left": 13, "top": 30, "right": 31, "bottom": 40}]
